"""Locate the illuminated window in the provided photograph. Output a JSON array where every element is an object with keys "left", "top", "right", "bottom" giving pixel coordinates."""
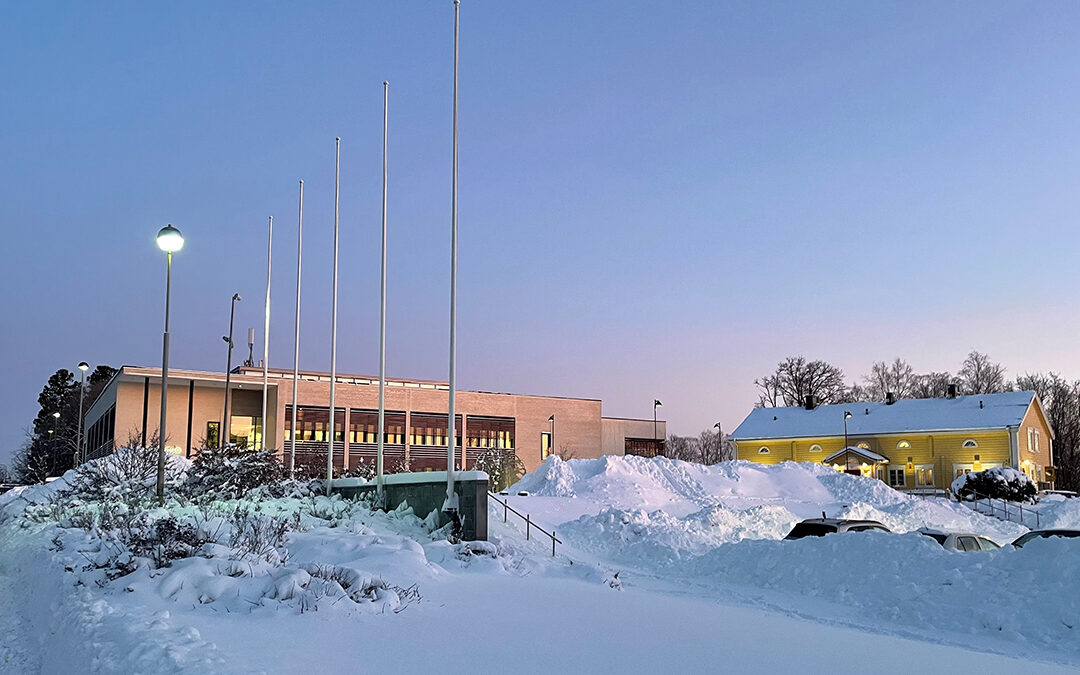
[
  {"left": 809, "top": 444, "right": 822, "bottom": 453},
  {"left": 856, "top": 442, "right": 870, "bottom": 450},
  {"left": 541, "top": 432, "right": 551, "bottom": 460},
  {"left": 915, "top": 465, "right": 934, "bottom": 487},
  {"left": 896, "top": 440, "right": 911, "bottom": 450},
  {"left": 962, "top": 439, "right": 978, "bottom": 449},
  {"left": 206, "top": 421, "right": 220, "bottom": 449},
  {"left": 758, "top": 446, "right": 770, "bottom": 454}
]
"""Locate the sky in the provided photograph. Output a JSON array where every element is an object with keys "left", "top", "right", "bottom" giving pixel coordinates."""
[{"left": 3, "top": 1, "right": 1080, "bottom": 464}]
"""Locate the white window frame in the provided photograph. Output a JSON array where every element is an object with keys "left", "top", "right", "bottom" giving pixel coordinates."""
[
  {"left": 887, "top": 465, "right": 906, "bottom": 488},
  {"left": 808, "top": 443, "right": 822, "bottom": 453},
  {"left": 758, "top": 446, "right": 770, "bottom": 454},
  {"left": 915, "top": 464, "right": 934, "bottom": 487},
  {"left": 856, "top": 441, "right": 871, "bottom": 450},
  {"left": 896, "top": 440, "right": 911, "bottom": 450},
  {"left": 962, "top": 439, "right": 978, "bottom": 449}
]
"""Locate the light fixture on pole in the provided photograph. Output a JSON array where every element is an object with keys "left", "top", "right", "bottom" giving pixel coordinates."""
[
  {"left": 714, "top": 421, "right": 723, "bottom": 462},
  {"left": 549, "top": 415, "right": 555, "bottom": 459},
  {"left": 376, "top": 80, "right": 390, "bottom": 505},
  {"left": 653, "top": 399, "right": 662, "bottom": 457},
  {"left": 222, "top": 293, "right": 242, "bottom": 446},
  {"left": 290, "top": 180, "right": 304, "bottom": 478},
  {"left": 52, "top": 411, "right": 60, "bottom": 443},
  {"left": 155, "top": 223, "right": 183, "bottom": 503},
  {"left": 843, "top": 410, "right": 853, "bottom": 455},
  {"left": 444, "top": 0, "right": 462, "bottom": 524},
  {"left": 326, "top": 137, "right": 341, "bottom": 496},
  {"left": 261, "top": 216, "right": 273, "bottom": 451},
  {"left": 76, "top": 362, "right": 89, "bottom": 465}
]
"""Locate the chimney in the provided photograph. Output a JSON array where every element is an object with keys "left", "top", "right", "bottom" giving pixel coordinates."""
[
  {"left": 804, "top": 395, "right": 817, "bottom": 411},
  {"left": 885, "top": 392, "right": 896, "bottom": 405},
  {"left": 946, "top": 383, "right": 958, "bottom": 399}
]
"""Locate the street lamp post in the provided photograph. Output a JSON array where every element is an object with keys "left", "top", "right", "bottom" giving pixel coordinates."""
[
  {"left": 714, "top": 421, "right": 723, "bottom": 463},
  {"left": 548, "top": 415, "right": 555, "bottom": 458},
  {"left": 222, "top": 293, "right": 242, "bottom": 446},
  {"left": 653, "top": 399, "right": 662, "bottom": 457},
  {"left": 76, "top": 362, "right": 89, "bottom": 465},
  {"left": 156, "top": 224, "right": 184, "bottom": 503},
  {"left": 843, "top": 410, "right": 853, "bottom": 457}
]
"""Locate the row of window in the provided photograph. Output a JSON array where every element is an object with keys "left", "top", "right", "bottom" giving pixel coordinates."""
[
  {"left": 280, "top": 407, "right": 516, "bottom": 450},
  {"left": 758, "top": 438, "right": 981, "bottom": 454}
]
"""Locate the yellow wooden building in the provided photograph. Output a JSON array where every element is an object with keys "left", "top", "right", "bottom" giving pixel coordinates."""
[{"left": 730, "top": 390, "right": 1053, "bottom": 491}]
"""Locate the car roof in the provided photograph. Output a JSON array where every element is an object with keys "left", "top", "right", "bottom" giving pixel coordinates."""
[
  {"left": 798, "top": 518, "right": 886, "bottom": 527},
  {"left": 918, "top": 528, "right": 984, "bottom": 538}
]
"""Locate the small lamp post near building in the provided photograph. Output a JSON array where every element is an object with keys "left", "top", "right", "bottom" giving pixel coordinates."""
[
  {"left": 843, "top": 410, "right": 853, "bottom": 457},
  {"left": 222, "top": 293, "right": 242, "bottom": 446},
  {"left": 653, "top": 399, "right": 662, "bottom": 457}
]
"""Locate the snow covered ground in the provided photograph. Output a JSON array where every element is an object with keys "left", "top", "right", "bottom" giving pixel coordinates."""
[{"left": 0, "top": 454, "right": 1078, "bottom": 673}]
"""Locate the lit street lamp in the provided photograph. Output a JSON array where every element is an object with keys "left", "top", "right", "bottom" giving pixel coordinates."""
[
  {"left": 76, "top": 361, "right": 89, "bottom": 464},
  {"left": 156, "top": 224, "right": 184, "bottom": 503},
  {"left": 222, "top": 293, "right": 242, "bottom": 446}
]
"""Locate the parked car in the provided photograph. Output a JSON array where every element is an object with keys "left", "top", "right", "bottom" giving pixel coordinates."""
[
  {"left": 1011, "top": 529, "right": 1080, "bottom": 548},
  {"left": 784, "top": 518, "right": 891, "bottom": 540},
  {"left": 1040, "top": 490, "right": 1078, "bottom": 499},
  {"left": 918, "top": 528, "right": 1001, "bottom": 552}
]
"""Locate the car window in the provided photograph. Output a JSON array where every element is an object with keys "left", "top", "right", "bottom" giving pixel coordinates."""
[
  {"left": 958, "top": 536, "right": 979, "bottom": 552},
  {"left": 1013, "top": 533, "right": 1038, "bottom": 548},
  {"left": 977, "top": 537, "right": 1001, "bottom": 551},
  {"left": 786, "top": 523, "right": 836, "bottom": 539},
  {"left": 921, "top": 532, "right": 947, "bottom": 545},
  {"left": 847, "top": 525, "right": 888, "bottom": 533}
]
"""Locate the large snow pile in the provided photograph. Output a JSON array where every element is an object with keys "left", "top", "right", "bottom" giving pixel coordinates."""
[
  {"left": 1035, "top": 494, "right": 1080, "bottom": 530},
  {"left": 689, "top": 531, "right": 1079, "bottom": 654},
  {"left": 511, "top": 455, "right": 1027, "bottom": 562}
]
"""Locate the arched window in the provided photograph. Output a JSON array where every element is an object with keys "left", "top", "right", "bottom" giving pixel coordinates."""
[
  {"left": 896, "top": 440, "right": 911, "bottom": 450},
  {"left": 962, "top": 439, "right": 978, "bottom": 449},
  {"left": 758, "top": 446, "right": 770, "bottom": 454},
  {"left": 809, "top": 444, "right": 822, "bottom": 453},
  {"left": 856, "top": 441, "right": 870, "bottom": 450}
]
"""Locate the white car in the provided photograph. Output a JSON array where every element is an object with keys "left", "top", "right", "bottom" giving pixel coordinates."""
[{"left": 919, "top": 529, "right": 1001, "bottom": 552}]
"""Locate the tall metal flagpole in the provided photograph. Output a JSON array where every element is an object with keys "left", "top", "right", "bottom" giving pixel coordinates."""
[
  {"left": 377, "top": 81, "right": 389, "bottom": 503},
  {"left": 261, "top": 216, "right": 272, "bottom": 450},
  {"left": 290, "top": 180, "right": 303, "bottom": 477},
  {"left": 326, "top": 138, "right": 341, "bottom": 496},
  {"left": 444, "top": 0, "right": 461, "bottom": 518}
]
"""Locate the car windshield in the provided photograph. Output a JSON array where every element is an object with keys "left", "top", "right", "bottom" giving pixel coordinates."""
[
  {"left": 785, "top": 523, "right": 836, "bottom": 539},
  {"left": 1013, "top": 531, "right": 1080, "bottom": 548},
  {"left": 978, "top": 538, "right": 1001, "bottom": 550},
  {"left": 921, "top": 532, "right": 947, "bottom": 545}
]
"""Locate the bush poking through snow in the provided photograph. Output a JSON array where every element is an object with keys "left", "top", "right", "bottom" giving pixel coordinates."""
[
  {"left": 474, "top": 447, "right": 525, "bottom": 492},
  {"left": 228, "top": 508, "right": 293, "bottom": 565},
  {"left": 952, "top": 467, "right": 1037, "bottom": 503},
  {"left": 63, "top": 442, "right": 186, "bottom": 502},
  {"left": 183, "top": 446, "right": 284, "bottom": 500}
]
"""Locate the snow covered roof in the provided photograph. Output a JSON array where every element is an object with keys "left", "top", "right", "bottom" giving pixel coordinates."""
[
  {"left": 823, "top": 446, "right": 889, "bottom": 464},
  {"left": 731, "top": 391, "right": 1036, "bottom": 441}
]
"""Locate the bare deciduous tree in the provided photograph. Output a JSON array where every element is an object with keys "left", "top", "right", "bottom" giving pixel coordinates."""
[
  {"left": 862, "top": 358, "right": 917, "bottom": 400},
  {"left": 756, "top": 357, "right": 849, "bottom": 407},
  {"left": 959, "top": 351, "right": 1007, "bottom": 394}
]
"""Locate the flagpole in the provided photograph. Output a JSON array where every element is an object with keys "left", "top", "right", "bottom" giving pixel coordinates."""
[
  {"left": 444, "top": 0, "right": 461, "bottom": 518},
  {"left": 377, "top": 81, "right": 389, "bottom": 503},
  {"left": 327, "top": 138, "right": 341, "bottom": 496},
  {"left": 260, "top": 215, "right": 272, "bottom": 450},
  {"left": 290, "top": 180, "right": 303, "bottom": 477}
]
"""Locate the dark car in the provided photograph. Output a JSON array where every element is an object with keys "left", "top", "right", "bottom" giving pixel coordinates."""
[
  {"left": 784, "top": 518, "right": 891, "bottom": 540},
  {"left": 1011, "top": 529, "right": 1080, "bottom": 548}
]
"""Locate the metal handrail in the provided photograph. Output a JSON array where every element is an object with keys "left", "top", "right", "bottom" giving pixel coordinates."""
[
  {"left": 959, "top": 489, "right": 1041, "bottom": 529},
  {"left": 489, "top": 492, "right": 562, "bottom": 556}
]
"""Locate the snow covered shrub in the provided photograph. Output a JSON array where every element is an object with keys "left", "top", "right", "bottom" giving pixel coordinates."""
[
  {"left": 952, "top": 467, "right": 1037, "bottom": 503},
  {"left": 184, "top": 446, "right": 284, "bottom": 499},
  {"left": 473, "top": 448, "right": 524, "bottom": 492},
  {"left": 228, "top": 507, "right": 293, "bottom": 564},
  {"left": 63, "top": 441, "right": 185, "bottom": 502},
  {"left": 126, "top": 515, "right": 215, "bottom": 569}
]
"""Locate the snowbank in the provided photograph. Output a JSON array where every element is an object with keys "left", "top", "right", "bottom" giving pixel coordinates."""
[{"left": 689, "top": 531, "right": 1080, "bottom": 654}]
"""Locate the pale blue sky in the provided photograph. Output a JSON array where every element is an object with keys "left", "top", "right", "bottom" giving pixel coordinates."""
[{"left": 3, "top": 2, "right": 1080, "bottom": 463}]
